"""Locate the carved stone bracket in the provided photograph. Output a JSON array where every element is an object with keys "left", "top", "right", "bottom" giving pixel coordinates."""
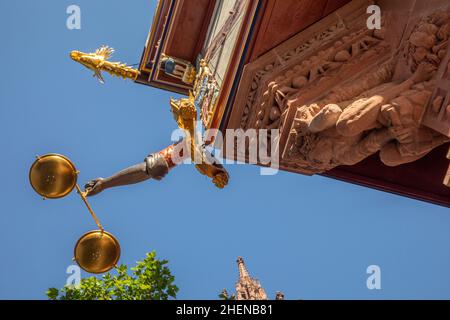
[{"left": 226, "top": 0, "right": 450, "bottom": 179}]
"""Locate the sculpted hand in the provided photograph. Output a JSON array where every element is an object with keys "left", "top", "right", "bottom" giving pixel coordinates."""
[
  {"left": 195, "top": 163, "right": 229, "bottom": 189},
  {"left": 193, "top": 146, "right": 229, "bottom": 189},
  {"left": 84, "top": 178, "right": 105, "bottom": 197},
  {"left": 412, "top": 62, "right": 436, "bottom": 84},
  {"left": 212, "top": 170, "right": 229, "bottom": 189}
]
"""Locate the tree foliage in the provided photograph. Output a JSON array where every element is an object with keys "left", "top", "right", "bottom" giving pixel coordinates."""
[
  {"left": 47, "top": 251, "right": 179, "bottom": 300},
  {"left": 218, "top": 289, "right": 235, "bottom": 300}
]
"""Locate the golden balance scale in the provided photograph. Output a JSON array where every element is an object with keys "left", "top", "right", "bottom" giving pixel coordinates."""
[{"left": 29, "top": 154, "right": 120, "bottom": 274}]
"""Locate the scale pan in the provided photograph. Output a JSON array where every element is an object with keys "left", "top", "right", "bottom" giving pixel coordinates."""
[
  {"left": 74, "top": 230, "right": 121, "bottom": 274},
  {"left": 29, "top": 154, "right": 78, "bottom": 199}
]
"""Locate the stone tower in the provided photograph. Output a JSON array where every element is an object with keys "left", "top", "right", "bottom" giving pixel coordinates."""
[{"left": 235, "top": 257, "right": 268, "bottom": 300}]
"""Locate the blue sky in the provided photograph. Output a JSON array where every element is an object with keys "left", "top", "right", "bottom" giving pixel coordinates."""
[{"left": 1, "top": 0, "right": 450, "bottom": 300}]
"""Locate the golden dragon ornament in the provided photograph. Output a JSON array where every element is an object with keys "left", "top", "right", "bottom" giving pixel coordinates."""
[{"left": 70, "top": 46, "right": 140, "bottom": 83}]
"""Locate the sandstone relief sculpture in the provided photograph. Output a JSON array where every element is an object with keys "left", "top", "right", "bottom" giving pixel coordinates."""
[
  {"left": 239, "top": 18, "right": 348, "bottom": 129},
  {"left": 286, "top": 62, "right": 448, "bottom": 173},
  {"left": 284, "top": 8, "right": 450, "bottom": 174},
  {"left": 257, "top": 26, "right": 386, "bottom": 131},
  {"left": 229, "top": 2, "right": 450, "bottom": 176}
]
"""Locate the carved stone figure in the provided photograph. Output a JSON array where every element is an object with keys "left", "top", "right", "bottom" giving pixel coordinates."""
[
  {"left": 287, "top": 62, "right": 448, "bottom": 173},
  {"left": 284, "top": 8, "right": 450, "bottom": 174},
  {"left": 229, "top": 3, "right": 450, "bottom": 176}
]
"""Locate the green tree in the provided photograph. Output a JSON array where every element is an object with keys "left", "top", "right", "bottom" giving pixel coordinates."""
[
  {"left": 218, "top": 289, "right": 235, "bottom": 300},
  {"left": 47, "top": 251, "right": 179, "bottom": 300}
]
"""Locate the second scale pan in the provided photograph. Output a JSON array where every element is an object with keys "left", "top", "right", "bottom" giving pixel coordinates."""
[{"left": 74, "top": 230, "right": 121, "bottom": 274}]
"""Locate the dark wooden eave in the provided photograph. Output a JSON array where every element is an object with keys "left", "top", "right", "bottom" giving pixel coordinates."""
[{"left": 136, "top": 0, "right": 216, "bottom": 95}]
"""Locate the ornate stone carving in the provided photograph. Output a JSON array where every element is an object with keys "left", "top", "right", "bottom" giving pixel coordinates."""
[
  {"left": 285, "top": 63, "right": 448, "bottom": 174},
  {"left": 239, "top": 18, "right": 348, "bottom": 130},
  {"left": 283, "top": 6, "right": 450, "bottom": 174},
  {"left": 420, "top": 8, "right": 450, "bottom": 137},
  {"left": 256, "top": 26, "right": 387, "bottom": 132},
  {"left": 227, "top": 0, "right": 450, "bottom": 176}
]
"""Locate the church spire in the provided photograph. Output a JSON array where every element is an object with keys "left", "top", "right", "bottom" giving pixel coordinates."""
[
  {"left": 237, "top": 257, "right": 250, "bottom": 278},
  {"left": 235, "top": 257, "right": 268, "bottom": 300}
]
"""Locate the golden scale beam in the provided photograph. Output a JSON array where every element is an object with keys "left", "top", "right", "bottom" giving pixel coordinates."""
[{"left": 29, "top": 46, "right": 228, "bottom": 274}]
